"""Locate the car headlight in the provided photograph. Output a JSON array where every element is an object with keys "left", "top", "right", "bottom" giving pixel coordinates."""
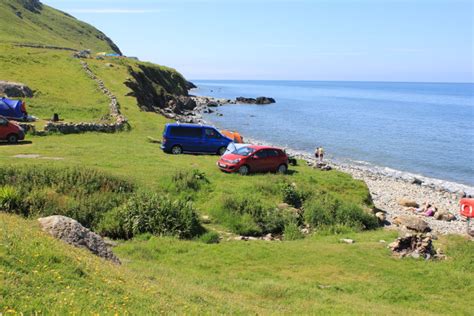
[{"left": 230, "top": 158, "right": 241, "bottom": 164}]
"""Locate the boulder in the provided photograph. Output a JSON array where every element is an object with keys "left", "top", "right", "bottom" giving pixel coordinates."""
[
  {"left": 398, "top": 198, "right": 419, "bottom": 208},
  {"left": 0, "top": 81, "right": 34, "bottom": 97},
  {"left": 375, "top": 211, "right": 386, "bottom": 222},
  {"left": 434, "top": 211, "right": 456, "bottom": 222},
  {"left": 255, "top": 97, "right": 276, "bottom": 104},
  {"left": 38, "top": 215, "right": 120, "bottom": 264},
  {"left": 236, "top": 97, "right": 256, "bottom": 104},
  {"left": 392, "top": 215, "right": 431, "bottom": 233},
  {"left": 176, "top": 96, "right": 197, "bottom": 112}
]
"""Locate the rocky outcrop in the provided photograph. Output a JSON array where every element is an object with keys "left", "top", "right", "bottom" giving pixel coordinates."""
[
  {"left": 38, "top": 215, "right": 121, "bottom": 264},
  {"left": 392, "top": 215, "right": 431, "bottom": 233},
  {"left": 0, "top": 81, "right": 33, "bottom": 98},
  {"left": 389, "top": 233, "right": 445, "bottom": 260},
  {"left": 125, "top": 64, "right": 198, "bottom": 121},
  {"left": 19, "top": 0, "right": 43, "bottom": 13},
  {"left": 236, "top": 96, "right": 276, "bottom": 104},
  {"left": 186, "top": 81, "right": 197, "bottom": 90}
]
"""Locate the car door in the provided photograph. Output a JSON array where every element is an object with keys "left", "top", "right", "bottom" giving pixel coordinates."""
[
  {"left": 249, "top": 149, "right": 268, "bottom": 172},
  {"left": 204, "top": 128, "right": 223, "bottom": 153}
]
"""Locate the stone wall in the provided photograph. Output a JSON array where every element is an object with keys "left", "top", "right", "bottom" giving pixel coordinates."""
[{"left": 43, "top": 61, "right": 128, "bottom": 134}]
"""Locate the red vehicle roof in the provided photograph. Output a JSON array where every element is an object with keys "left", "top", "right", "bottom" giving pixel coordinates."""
[{"left": 247, "top": 145, "right": 282, "bottom": 150}]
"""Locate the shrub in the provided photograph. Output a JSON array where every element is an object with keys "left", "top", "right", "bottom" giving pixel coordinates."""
[
  {"left": 0, "top": 166, "right": 134, "bottom": 231},
  {"left": 283, "top": 221, "right": 305, "bottom": 241},
  {"left": 198, "top": 231, "right": 220, "bottom": 244},
  {"left": 214, "top": 195, "right": 292, "bottom": 236},
  {"left": 282, "top": 183, "right": 303, "bottom": 209},
  {"left": 172, "top": 169, "right": 209, "bottom": 192},
  {"left": 303, "top": 194, "right": 378, "bottom": 231},
  {"left": 102, "top": 191, "right": 203, "bottom": 239},
  {"left": 0, "top": 185, "right": 22, "bottom": 213}
]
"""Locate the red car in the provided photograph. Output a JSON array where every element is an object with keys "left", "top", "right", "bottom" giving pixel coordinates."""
[
  {"left": 217, "top": 145, "right": 289, "bottom": 175},
  {"left": 0, "top": 116, "right": 25, "bottom": 144}
]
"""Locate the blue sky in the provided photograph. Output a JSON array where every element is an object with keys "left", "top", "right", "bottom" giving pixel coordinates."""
[{"left": 43, "top": 0, "right": 473, "bottom": 82}]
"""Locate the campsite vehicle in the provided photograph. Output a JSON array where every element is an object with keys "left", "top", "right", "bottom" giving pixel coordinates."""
[
  {"left": 0, "top": 116, "right": 25, "bottom": 144},
  {"left": 0, "top": 97, "right": 27, "bottom": 121},
  {"left": 161, "top": 123, "right": 232, "bottom": 155},
  {"left": 220, "top": 129, "right": 244, "bottom": 143},
  {"left": 217, "top": 145, "right": 289, "bottom": 175}
]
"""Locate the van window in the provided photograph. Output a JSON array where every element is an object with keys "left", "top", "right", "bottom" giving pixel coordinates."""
[
  {"left": 205, "top": 128, "right": 221, "bottom": 138},
  {"left": 169, "top": 126, "right": 202, "bottom": 138}
]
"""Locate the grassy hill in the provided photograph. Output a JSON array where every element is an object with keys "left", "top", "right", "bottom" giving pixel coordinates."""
[
  {"left": 0, "top": 0, "right": 120, "bottom": 53},
  {"left": 1, "top": 1, "right": 473, "bottom": 314}
]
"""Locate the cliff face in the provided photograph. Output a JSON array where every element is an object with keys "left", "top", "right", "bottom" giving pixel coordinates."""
[{"left": 125, "top": 63, "right": 194, "bottom": 113}]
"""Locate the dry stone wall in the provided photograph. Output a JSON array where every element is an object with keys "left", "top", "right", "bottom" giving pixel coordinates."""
[{"left": 43, "top": 61, "right": 128, "bottom": 134}]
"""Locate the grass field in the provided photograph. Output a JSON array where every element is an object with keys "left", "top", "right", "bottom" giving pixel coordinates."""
[{"left": 1, "top": 3, "right": 473, "bottom": 312}]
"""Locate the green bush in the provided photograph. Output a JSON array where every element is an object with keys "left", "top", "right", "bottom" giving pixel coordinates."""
[
  {"left": 213, "top": 195, "right": 294, "bottom": 236},
  {"left": 100, "top": 191, "right": 203, "bottom": 240},
  {"left": 172, "top": 169, "right": 209, "bottom": 192},
  {"left": 0, "top": 185, "right": 22, "bottom": 213},
  {"left": 283, "top": 221, "right": 305, "bottom": 241},
  {"left": 303, "top": 194, "right": 378, "bottom": 231},
  {"left": 281, "top": 183, "right": 303, "bottom": 208},
  {"left": 198, "top": 231, "right": 220, "bottom": 244},
  {"left": 0, "top": 166, "right": 134, "bottom": 230}
]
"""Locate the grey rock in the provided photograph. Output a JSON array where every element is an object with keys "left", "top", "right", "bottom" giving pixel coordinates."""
[
  {"left": 38, "top": 215, "right": 120, "bottom": 264},
  {"left": 393, "top": 215, "right": 431, "bottom": 233},
  {"left": 0, "top": 81, "right": 34, "bottom": 97}
]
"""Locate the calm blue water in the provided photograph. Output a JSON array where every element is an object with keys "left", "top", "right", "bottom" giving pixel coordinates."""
[{"left": 193, "top": 80, "right": 474, "bottom": 186}]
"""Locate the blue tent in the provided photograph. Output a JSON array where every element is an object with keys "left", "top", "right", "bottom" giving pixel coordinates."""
[{"left": 0, "top": 97, "right": 25, "bottom": 120}]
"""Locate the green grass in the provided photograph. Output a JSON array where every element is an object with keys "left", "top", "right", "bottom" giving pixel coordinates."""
[
  {"left": 2, "top": 213, "right": 473, "bottom": 314},
  {"left": 0, "top": 0, "right": 120, "bottom": 53},
  {"left": 0, "top": 44, "right": 110, "bottom": 122}
]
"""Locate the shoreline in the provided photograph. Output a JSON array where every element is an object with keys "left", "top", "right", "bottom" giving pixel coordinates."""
[{"left": 188, "top": 95, "right": 471, "bottom": 235}]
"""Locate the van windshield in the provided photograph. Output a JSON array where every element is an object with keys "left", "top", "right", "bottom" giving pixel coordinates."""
[{"left": 235, "top": 147, "right": 255, "bottom": 157}]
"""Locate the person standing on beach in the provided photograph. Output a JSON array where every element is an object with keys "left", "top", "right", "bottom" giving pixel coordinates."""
[{"left": 315, "top": 147, "right": 324, "bottom": 163}]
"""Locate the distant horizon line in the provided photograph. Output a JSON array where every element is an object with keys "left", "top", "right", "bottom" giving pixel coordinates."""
[{"left": 189, "top": 79, "right": 474, "bottom": 85}]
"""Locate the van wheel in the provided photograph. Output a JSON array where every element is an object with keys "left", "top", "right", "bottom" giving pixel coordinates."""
[
  {"left": 217, "top": 146, "right": 226, "bottom": 156},
  {"left": 277, "top": 164, "right": 288, "bottom": 174},
  {"left": 238, "top": 165, "right": 250, "bottom": 176},
  {"left": 171, "top": 145, "right": 183, "bottom": 155},
  {"left": 7, "top": 134, "right": 18, "bottom": 144}
]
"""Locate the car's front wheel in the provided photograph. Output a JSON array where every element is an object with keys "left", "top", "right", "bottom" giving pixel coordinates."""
[{"left": 238, "top": 165, "right": 250, "bottom": 175}]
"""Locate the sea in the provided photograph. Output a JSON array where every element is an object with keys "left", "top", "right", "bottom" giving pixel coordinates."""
[{"left": 191, "top": 80, "right": 474, "bottom": 190}]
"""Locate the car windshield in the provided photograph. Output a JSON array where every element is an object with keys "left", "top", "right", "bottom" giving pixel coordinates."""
[{"left": 235, "top": 147, "right": 255, "bottom": 156}]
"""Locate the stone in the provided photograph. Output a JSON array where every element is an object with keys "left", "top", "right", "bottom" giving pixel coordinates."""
[
  {"left": 277, "top": 203, "right": 290, "bottom": 210},
  {"left": 255, "top": 97, "right": 276, "bottom": 104},
  {"left": 398, "top": 198, "right": 419, "bottom": 208},
  {"left": 375, "top": 211, "right": 386, "bottom": 222},
  {"left": 389, "top": 233, "right": 437, "bottom": 259},
  {"left": 340, "top": 239, "right": 355, "bottom": 244},
  {"left": 0, "top": 81, "right": 34, "bottom": 97},
  {"left": 392, "top": 215, "right": 431, "bottom": 233},
  {"left": 38, "top": 215, "right": 120, "bottom": 264}
]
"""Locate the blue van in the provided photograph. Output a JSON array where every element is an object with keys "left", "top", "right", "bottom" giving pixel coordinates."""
[{"left": 161, "top": 123, "right": 232, "bottom": 155}]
